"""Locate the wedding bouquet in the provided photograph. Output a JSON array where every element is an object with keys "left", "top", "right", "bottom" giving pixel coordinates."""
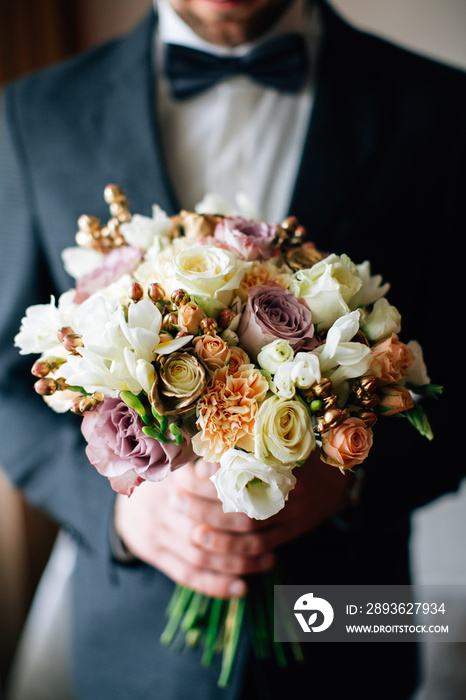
[{"left": 16, "top": 185, "right": 440, "bottom": 684}]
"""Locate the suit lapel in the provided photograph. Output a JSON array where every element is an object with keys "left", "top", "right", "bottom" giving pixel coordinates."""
[
  {"left": 93, "top": 11, "right": 180, "bottom": 216},
  {"left": 289, "top": 1, "right": 388, "bottom": 247}
]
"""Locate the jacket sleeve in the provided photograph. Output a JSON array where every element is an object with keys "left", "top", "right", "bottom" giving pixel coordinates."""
[{"left": 0, "top": 84, "right": 117, "bottom": 560}]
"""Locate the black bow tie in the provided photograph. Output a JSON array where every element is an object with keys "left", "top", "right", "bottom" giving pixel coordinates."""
[{"left": 164, "top": 33, "right": 309, "bottom": 100}]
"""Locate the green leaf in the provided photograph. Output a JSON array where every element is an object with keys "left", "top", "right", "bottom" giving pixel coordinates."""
[
  {"left": 406, "top": 383, "right": 443, "bottom": 399},
  {"left": 405, "top": 404, "right": 434, "bottom": 440}
]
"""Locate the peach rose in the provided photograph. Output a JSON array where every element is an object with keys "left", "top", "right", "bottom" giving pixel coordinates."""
[
  {"left": 369, "top": 334, "right": 414, "bottom": 386},
  {"left": 227, "top": 346, "right": 251, "bottom": 374},
  {"left": 193, "top": 333, "right": 231, "bottom": 371},
  {"left": 378, "top": 385, "right": 414, "bottom": 416},
  {"left": 178, "top": 301, "right": 206, "bottom": 334},
  {"left": 192, "top": 365, "right": 268, "bottom": 462},
  {"left": 321, "top": 417, "right": 373, "bottom": 471}
]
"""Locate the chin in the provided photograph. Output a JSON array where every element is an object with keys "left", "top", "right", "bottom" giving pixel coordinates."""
[{"left": 169, "top": 0, "right": 292, "bottom": 46}]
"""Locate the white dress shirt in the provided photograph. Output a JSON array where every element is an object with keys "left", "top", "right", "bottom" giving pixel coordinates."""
[{"left": 154, "top": 0, "right": 323, "bottom": 222}]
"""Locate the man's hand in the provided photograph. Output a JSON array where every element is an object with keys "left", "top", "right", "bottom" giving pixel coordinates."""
[{"left": 114, "top": 452, "right": 352, "bottom": 598}]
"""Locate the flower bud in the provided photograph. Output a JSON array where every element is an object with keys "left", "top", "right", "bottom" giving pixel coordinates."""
[
  {"left": 316, "top": 408, "right": 346, "bottom": 433},
  {"left": 378, "top": 385, "right": 414, "bottom": 416},
  {"left": 357, "top": 392, "right": 380, "bottom": 409},
  {"left": 31, "top": 360, "right": 52, "bottom": 378},
  {"left": 161, "top": 312, "right": 179, "bottom": 332},
  {"left": 218, "top": 309, "right": 236, "bottom": 330},
  {"left": 199, "top": 318, "right": 218, "bottom": 335},
  {"left": 171, "top": 289, "right": 190, "bottom": 307},
  {"left": 128, "top": 282, "right": 144, "bottom": 302},
  {"left": 357, "top": 410, "right": 378, "bottom": 428},
  {"left": 70, "top": 394, "right": 102, "bottom": 415},
  {"left": 357, "top": 376, "right": 378, "bottom": 394},
  {"left": 34, "top": 378, "right": 57, "bottom": 395},
  {"left": 280, "top": 216, "right": 300, "bottom": 233},
  {"left": 312, "top": 378, "right": 333, "bottom": 398},
  {"left": 62, "top": 333, "right": 84, "bottom": 353},
  {"left": 147, "top": 283, "right": 166, "bottom": 303},
  {"left": 58, "top": 326, "right": 75, "bottom": 342}
]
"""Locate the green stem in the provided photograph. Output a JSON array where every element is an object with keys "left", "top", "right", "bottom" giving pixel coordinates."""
[
  {"left": 161, "top": 585, "right": 194, "bottom": 646},
  {"left": 218, "top": 596, "right": 246, "bottom": 688},
  {"left": 202, "top": 598, "right": 224, "bottom": 667}
]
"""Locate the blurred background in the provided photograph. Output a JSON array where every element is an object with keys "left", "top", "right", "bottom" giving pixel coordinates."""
[{"left": 1, "top": 0, "right": 465, "bottom": 697}]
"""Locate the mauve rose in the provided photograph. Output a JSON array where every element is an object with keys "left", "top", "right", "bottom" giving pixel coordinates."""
[
  {"left": 81, "top": 397, "right": 196, "bottom": 495},
  {"left": 236, "top": 283, "right": 319, "bottom": 360},
  {"left": 74, "top": 246, "right": 143, "bottom": 303},
  {"left": 213, "top": 217, "right": 277, "bottom": 261}
]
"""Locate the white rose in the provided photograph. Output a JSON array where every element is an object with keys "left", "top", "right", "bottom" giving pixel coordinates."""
[
  {"left": 173, "top": 245, "right": 251, "bottom": 314},
  {"left": 211, "top": 449, "right": 296, "bottom": 519},
  {"left": 289, "top": 254, "right": 362, "bottom": 331},
  {"left": 360, "top": 298, "right": 401, "bottom": 342},
  {"left": 255, "top": 395, "right": 315, "bottom": 466},
  {"left": 257, "top": 339, "right": 294, "bottom": 374}
]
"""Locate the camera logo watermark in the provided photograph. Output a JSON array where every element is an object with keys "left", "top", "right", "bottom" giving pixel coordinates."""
[{"left": 294, "top": 593, "right": 334, "bottom": 633}]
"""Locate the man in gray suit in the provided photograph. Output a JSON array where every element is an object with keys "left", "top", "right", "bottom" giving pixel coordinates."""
[{"left": 0, "top": 0, "right": 465, "bottom": 697}]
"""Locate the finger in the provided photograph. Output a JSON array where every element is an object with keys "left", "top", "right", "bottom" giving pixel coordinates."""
[
  {"left": 174, "top": 491, "right": 269, "bottom": 532},
  {"left": 191, "top": 522, "right": 281, "bottom": 557},
  {"left": 150, "top": 545, "right": 248, "bottom": 599},
  {"left": 159, "top": 525, "right": 275, "bottom": 577}
]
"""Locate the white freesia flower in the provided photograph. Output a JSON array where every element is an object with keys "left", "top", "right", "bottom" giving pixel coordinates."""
[
  {"left": 120, "top": 206, "right": 173, "bottom": 252},
  {"left": 173, "top": 245, "right": 251, "bottom": 314},
  {"left": 273, "top": 352, "right": 321, "bottom": 398},
  {"left": 314, "top": 310, "right": 372, "bottom": 386},
  {"left": 195, "top": 193, "right": 234, "bottom": 216},
  {"left": 257, "top": 339, "right": 294, "bottom": 374},
  {"left": 402, "top": 340, "right": 430, "bottom": 386},
  {"left": 61, "top": 246, "right": 102, "bottom": 280},
  {"left": 360, "top": 298, "right": 401, "bottom": 342},
  {"left": 255, "top": 395, "right": 315, "bottom": 466},
  {"left": 15, "top": 292, "right": 76, "bottom": 357},
  {"left": 62, "top": 296, "right": 191, "bottom": 395},
  {"left": 289, "top": 254, "right": 362, "bottom": 331},
  {"left": 350, "top": 260, "right": 390, "bottom": 308},
  {"left": 195, "top": 191, "right": 259, "bottom": 219},
  {"left": 211, "top": 449, "right": 296, "bottom": 519}
]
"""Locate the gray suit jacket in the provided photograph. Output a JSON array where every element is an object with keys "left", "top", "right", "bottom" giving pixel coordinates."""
[{"left": 1, "top": 3, "right": 465, "bottom": 698}]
